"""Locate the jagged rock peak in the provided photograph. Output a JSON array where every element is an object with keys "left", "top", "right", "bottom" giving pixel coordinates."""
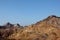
[
  {"left": 48, "top": 15, "right": 57, "bottom": 17},
  {"left": 35, "top": 15, "right": 60, "bottom": 25},
  {"left": 47, "top": 15, "right": 60, "bottom": 18},
  {"left": 4, "top": 22, "right": 14, "bottom": 28},
  {"left": 6, "top": 22, "right": 12, "bottom": 25},
  {"left": 43, "top": 15, "right": 60, "bottom": 21}
]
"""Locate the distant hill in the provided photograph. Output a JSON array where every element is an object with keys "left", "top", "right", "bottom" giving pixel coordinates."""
[{"left": 0, "top": 15, "right": 60, "bottom": 40}]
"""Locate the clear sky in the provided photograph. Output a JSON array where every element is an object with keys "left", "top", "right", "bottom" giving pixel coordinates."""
[{"left": 0, "top": 0, "right": 60, "bottom": 26}]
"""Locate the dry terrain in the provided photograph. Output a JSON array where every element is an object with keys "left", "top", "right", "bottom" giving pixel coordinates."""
[{"left": 0, "top": 15, "right": 60, "bottom": 40}]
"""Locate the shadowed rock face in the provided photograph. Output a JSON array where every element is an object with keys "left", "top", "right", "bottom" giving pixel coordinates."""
[
  {"left": 0, "top": 15, "right": 60, "bottom": 40},
  {"left": 0, "top": 22, "right": 23, "bottom": 40}
]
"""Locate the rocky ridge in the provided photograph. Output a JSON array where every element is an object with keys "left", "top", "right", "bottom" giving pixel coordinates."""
[{"left": 0, "top": 15, "right": 60, "bottom": 40}]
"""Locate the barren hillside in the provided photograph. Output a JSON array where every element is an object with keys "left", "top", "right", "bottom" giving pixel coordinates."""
[{"left": 0, "top": 15, "right": 60, "bottom": 40}]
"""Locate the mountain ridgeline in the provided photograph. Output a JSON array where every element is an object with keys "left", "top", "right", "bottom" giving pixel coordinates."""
[{"left": 0, "top": 15, "right": 60, "bottom": 40}]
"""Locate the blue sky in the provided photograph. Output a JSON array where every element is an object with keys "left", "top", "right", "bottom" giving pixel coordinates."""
[{"left": 0, "top": 0, "right": 60, "bottom": 26}]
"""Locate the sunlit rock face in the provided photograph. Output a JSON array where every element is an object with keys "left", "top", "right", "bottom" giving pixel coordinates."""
[
  {"left": 0, "top": 15, "right": 60, "bottom": 40},
  {"left": 35, "top": 15, "right": 60, "bottom": 28}
]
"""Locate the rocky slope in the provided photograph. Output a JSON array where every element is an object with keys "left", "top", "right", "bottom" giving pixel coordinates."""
[{"left": 0, "top": 15, "right": 60, "bottom": 40}]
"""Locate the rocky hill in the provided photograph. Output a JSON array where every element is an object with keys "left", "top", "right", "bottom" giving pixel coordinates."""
[{"left": 0, "top": 15, "right": 60, "bottom": 40}]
